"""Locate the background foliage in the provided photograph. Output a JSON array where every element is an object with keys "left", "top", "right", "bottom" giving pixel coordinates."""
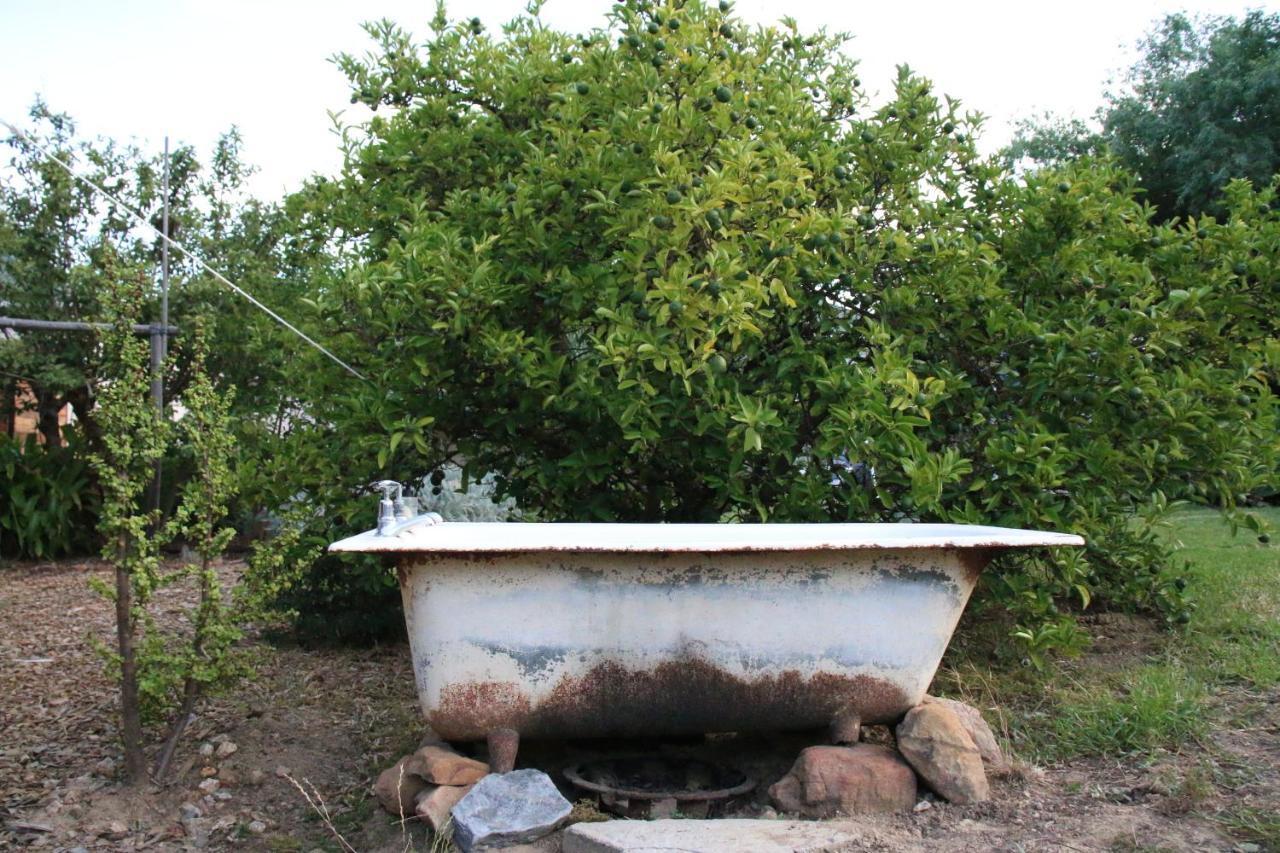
[
  {"left": 0, "top": 431, "right": 98, "bottom": 558},
  {"left": 1008, "top": 11, "right": 1280, "bottom": 223},
  {"left": 251, "top": 0, "right": 1276, "bottom": 650},
  {"left": 2, "top": 2, "right": 1275, "bottom": 658}
]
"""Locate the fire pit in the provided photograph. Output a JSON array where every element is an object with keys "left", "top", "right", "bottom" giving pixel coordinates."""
[{"left": 564, "top": 756, "right": 754, "bottom": 818}]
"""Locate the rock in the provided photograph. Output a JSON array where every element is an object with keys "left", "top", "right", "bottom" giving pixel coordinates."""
[
  {"left": 180, "top": 803, "right": 202, "bottom": 820},
  {"left": 564, "top": 819, "right": 868, "bottom": 853},
  {"left": 374, "top": 756, "right": 431, "bottom": 816},
  {"left": 414, "top": 783, "right": 473, "bottom": 832},
  {"left": 185, "top": 817, "right": 210, "bottom": 848},
  {"left": 100, "top": 821, "right": 129, "bottom": 840},
  {"left": 896, "top": 703, "right": 990, "bottom": 804},
  {"left": 921, "top": 695, "right": 1008, "bottom": 769},
  {"left": 494, "top": 832, "right": 564, "bottom": 853},
  {"left": 450, "top": 769, "right": 571, "bottom": 852},
  {"left": 274, "top": 765, "right": 291, "bottom": 779},
  {"left": 197, "top": 778, "right": 220, "bottom": 795},
  {"left": 417, "top": 744, "right": 489, "bottom": 786},
  {"left": 199, "top": 742, "right": 214, "bottom": 757},
  {"left": 215, "top": 740, "right": 239, "bottom": 759},
  {"left": 220, "top": 767, "right": 241, "bottom": 787},
  {"left": 93, "top": 757, "right": 117, "bottom": 778},
  {"left": 200, "top": 766, "right": 218, "bottom": 778},
  {"left": 247, "top": 820, "right": 267, "bottom": 834},
  {"left": 768, "top": 744, "right": 916, "bottom": 817},
  {"left": 246, "top": 768, "right": 267, "bottom": 787}
]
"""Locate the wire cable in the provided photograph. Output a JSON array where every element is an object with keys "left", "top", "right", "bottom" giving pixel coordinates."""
[{"left": 0, "top": 118, "right": 367, "bottom": 381}]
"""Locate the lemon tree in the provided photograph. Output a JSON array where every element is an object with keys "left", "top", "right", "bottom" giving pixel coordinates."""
[{"left": 265, "top": 0, "right": 1277, "bottom": 650}]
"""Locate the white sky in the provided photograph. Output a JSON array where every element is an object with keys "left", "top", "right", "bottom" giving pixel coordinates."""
[{"left": 3, "top": 0, "right": 1277, "bottom": 199}]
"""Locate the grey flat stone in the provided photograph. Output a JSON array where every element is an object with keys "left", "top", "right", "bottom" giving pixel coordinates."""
[
  {"left": 563, "top": 819, "right": 866, "bottom": 853},
  {"left": 451, "top": 769, "right": 572, "bottom": 852}
]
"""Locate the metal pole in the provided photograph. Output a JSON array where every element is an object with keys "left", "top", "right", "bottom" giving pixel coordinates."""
[
  {"left": 0, "top": 316, "right": 177, "bottom": 335},
  {"left": 151, "top": 138, "right": 171, "bottom": 516},
  {"left": 160, "top": 136, "right": 170, "bottom": 366}
]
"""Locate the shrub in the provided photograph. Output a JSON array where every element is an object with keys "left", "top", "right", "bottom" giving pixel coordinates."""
[
  {"left": 0, "top": 431, "right": 98, "bottom": 559},
  {"left": 258, "top": 1, "right": 1277, "bottom": 652}
]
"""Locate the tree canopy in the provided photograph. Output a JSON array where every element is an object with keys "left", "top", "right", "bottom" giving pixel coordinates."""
[
  {"left": 1008, "top": 11, "right": 1280, "bottom": 222},
  {"left": 255, "top": 0, "right": 1277, "bottom": 649}
]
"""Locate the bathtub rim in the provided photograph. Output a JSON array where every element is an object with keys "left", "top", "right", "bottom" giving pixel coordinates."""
[{"left": 329, "top": 521, "right": 1085, "bottom": 555}]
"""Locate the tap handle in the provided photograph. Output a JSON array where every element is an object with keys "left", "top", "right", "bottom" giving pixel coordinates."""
[
  {"left": 372, "top": 480, "right": 402, "bottom": 535},
  {"left": 372, "top": 480, "right": 402, "bottom": 500}
]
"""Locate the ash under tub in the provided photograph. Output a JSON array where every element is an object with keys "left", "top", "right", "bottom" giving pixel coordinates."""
[{"left": 329, "top": 519, "right": 1082, "bottom": 743}]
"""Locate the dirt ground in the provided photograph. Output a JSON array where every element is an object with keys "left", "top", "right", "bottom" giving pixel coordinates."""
[{"left": 1, "top": 558, "right": 1275, "bottom": 852}]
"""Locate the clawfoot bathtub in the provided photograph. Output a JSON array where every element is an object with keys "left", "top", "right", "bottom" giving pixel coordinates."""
[{"left": 331, "top": 518, "right": 1082, "bottom": 743}]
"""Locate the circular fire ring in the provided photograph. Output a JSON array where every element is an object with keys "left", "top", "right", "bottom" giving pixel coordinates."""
[{"left": 564, "top": 756, "right": 755, "bottom": 819}]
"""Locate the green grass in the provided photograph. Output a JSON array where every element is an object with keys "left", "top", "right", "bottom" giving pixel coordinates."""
[
  {"left": 1042, "top": 662, "right": 1207, "bottom": 758},
  {"left": 943, "top": 506, "right": 1279, "bottom": 764},
  {"left": 1217, "top": 804, "right": 1280, "bottom": 848},
  {"left": 1171, "top": 508, "right": 1280, "bottom": 689}
]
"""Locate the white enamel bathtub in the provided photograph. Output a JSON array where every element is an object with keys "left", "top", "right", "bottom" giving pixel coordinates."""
[{"left": 330, "top": 522, "right": 1083, "bottom": 741}]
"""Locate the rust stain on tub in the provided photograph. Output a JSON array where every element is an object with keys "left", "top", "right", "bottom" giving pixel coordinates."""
[{"left": 431, "top": 660, "right": 910, "bottom": 741}]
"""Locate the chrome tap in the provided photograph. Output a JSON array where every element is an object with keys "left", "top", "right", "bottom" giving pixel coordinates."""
[
  {"left": 373, "top": 480, "right": 405, "bottom": 535},
  {"left": 373, "top": 479, "right": 443, "bottom": 537}
]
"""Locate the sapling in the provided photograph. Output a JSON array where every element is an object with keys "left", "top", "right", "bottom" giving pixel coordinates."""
[
  {"left": 88, "top": 254, "right": 168, "bottom": 784},
  {"left": 91, "top": 259, "right": 245, "bottom": 783},
  {"left": 151, "top": 320, "right": 244, "bottom": 779}
]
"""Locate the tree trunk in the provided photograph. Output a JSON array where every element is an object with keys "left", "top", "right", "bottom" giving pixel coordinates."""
[
  {"left": 154, "top": 551, "right": 212, "bottom": 780},
  {"left": 115, "top": 544, "right": 147, "bottom": 784},
  {"left": 153, "top": 678, "right": 198, "bottom": 781}
]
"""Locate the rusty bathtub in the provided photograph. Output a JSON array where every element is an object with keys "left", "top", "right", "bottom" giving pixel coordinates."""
[{"left": 329, "top": 521, "right": 1083, "bottom": 741}]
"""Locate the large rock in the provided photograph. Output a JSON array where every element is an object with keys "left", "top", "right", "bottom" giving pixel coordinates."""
[
  {"left": 921, "top": 695, "right": 1008, "bottom": 770},
  {"left": 414, "top": 783, "right": 473, "bottom": 832},
  {"left": 767, "top": 744, "right": 916, "bottom": 817},
  {"left": 416, "top": 744, "right": 490, "bottom": 786},
  {"left": 565, "top": 819, "right": 867, "bottom": 853},
  {"left": 374, "top": 756, "right": 429, "bottom": 816},
  {"left": 451, "top": 769, "right": 571, "bottom": 852},
  {"left": 896, "top": 703, "right": 990, "bottom": 804}
]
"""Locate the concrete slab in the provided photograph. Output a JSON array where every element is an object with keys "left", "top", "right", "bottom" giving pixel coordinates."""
[{"left": 563, "top": 818, "right": 865, "bottom": 853}]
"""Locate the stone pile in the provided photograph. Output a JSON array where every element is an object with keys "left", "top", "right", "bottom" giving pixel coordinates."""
[
  {"left": 768, "top": 695, "right": 1007, "bottom": 816},
  {"left": 374, "top": 695, "right": 1005, "bottom": 849},
  {"left": 373, "top": 740, "right": 570, "bottom": 852}
]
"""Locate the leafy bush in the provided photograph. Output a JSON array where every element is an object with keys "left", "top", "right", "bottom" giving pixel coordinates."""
[
  {"left": 0, "top": 431, "right": 98, "bottom": 559},
  {"left": 257, "top": 1, "right": 1277, "bottom": 652}
]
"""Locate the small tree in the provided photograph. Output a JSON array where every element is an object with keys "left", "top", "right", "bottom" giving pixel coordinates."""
[
  {"left": 151, "top": 321, "right": 243, "bottom": 778},
  {"left": 91, "top": 259, "right": 244, "bottom": 783},
  {"left": 89, "top": 252, "right": 168, "bottom": 783}
]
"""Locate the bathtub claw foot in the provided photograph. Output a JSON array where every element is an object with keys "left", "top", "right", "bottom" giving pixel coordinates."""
[
  {"left": 829, "top": 708, "right": 862, "bottom": 745},
  {"left": 487, "top": 727, "right": 520, "bottom": 773}
]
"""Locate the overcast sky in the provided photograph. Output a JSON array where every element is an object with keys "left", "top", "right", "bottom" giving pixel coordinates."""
[{"left": 3, "top": 0, "right": 1277, "bottom": 199}]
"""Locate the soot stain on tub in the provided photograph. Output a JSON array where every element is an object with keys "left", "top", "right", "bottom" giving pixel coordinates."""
[
  {"left": 428, "top": 659, "right": 912, "bottom": 740},
  {"left": 485, "top": 643, "right": 572, "bottom": 679},
  {"left": 874, "top": 564, "right": 960, "bottom": 598}
]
